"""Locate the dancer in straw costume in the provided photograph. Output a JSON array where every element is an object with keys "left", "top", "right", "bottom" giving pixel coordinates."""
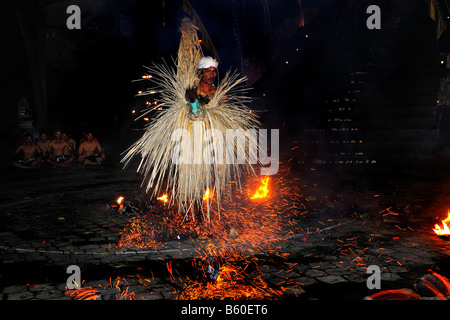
[{"left": 122, "top": 18, "right": 260, "bottom": 223}]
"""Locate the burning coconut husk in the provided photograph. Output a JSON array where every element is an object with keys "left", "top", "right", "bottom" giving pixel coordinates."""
[
  {"left": 414, "top": 272, "right": 450, "bottom": 298},
  {"left": 205, "top": 256, "right": 220, "bottom": 282},
  {"left": 366, "top": 271, "right": 450, "bottom": 300},
  {"left": 107, "top": 195, "right": 155, "bottom": 215},
  {"left": 364, "top": 289, "right": 421, "bottom": 300}
]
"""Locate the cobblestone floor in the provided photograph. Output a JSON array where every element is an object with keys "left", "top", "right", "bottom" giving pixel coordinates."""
[{"left": 1, "top": 154, "right": 450, "bottom": 301}]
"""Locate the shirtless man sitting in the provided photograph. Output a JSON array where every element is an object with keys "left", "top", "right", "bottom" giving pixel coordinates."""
[
  {"left": 78, "top": 132, "right": 105, "bottom": 165},
  {"left": 13, "top": 134, "right": 42, "bottom": 169},
  {"left": 62, "top": 131, "right": 77, "bottom": 158},
  {"left": 47, "top": 130, "right": 74, "bottom": 167},
  {"left": 36, "top": 131, "right": 51, "bottom": 164}
]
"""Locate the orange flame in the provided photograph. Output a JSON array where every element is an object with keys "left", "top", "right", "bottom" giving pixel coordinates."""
[
  {"left": 157, "top": 194, "right": 168, "bottom": 203},
  {"left": 433, "top": 210, "right": 450, "bottom": 236},
  {"left": 251, "top": 177, "right": 270, "bottom": 199},
  {"left": 203, "top": 188, "right": 213, "bottom": 200},
  {"left": 116, "top": 196, "right": 124, "bottom": 205}
]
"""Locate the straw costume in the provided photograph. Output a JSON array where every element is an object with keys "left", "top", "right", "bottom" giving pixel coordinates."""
[{"left": 122, "top": 18, "right": 260, "bottom": 223}]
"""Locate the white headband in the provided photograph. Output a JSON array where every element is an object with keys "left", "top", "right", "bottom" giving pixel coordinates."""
[{"left": 198, "top": 56, "right": 218, "bottom": 70}]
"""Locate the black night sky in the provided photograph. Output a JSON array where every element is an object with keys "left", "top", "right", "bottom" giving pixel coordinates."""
[{"left": 0, "top": 0, "right": 449, "bottom": 167}]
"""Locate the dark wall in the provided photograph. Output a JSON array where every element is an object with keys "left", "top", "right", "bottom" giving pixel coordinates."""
[{"left": 0, "top": 1, "right": 33, "bottom": 140}]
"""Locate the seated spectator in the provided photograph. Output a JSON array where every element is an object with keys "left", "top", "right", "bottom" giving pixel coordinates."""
[
  {"left": 62, "top": 131, "right": 77, "bottom": 158},
  {"left": 13, "top": 134, "right": 42, "bottom": 169},
  {"left": 78, "top": 132, "right": 105, "bottom": 165},
  {"left": 16, "top": 129, "right": 30, "bottom": 148},
  {"left": 47, "top": 130, "right": 74, "bottom": 167},
  {"left": 36, "top": 131, "right": 51, "bottom": 164}
]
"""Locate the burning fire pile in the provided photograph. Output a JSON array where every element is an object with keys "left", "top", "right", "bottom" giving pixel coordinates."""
[
  {"left": 433, "top": 210, "right": 450, "bottom": 236},
  {"left": 366, "top": 271, "right": 450, "bottom": 300}
]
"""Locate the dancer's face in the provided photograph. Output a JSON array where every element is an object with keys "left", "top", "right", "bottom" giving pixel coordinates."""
[{"left": 200, "top": 67, "right": 217, "bottom": 85}]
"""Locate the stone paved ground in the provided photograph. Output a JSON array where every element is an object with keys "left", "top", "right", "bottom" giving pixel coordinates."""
[{"left": 2, "top": 152, "right": 450, "bottom": 301}]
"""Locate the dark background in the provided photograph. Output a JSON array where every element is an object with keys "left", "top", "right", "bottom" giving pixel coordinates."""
[{"left": 1, "top": 0, "right": 449, "bottom": 169}]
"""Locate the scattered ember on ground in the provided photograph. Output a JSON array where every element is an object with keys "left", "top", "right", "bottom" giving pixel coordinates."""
[
  {"left": 71, "top": 168, "right": 444, "bottom": 300},
  {"left": 116, "top": 171, "right": 303, "bottom": 253},
  {"left": 66, "top": 286, "right": 101, "bottom": 300},
  {"left": 177, "top": 260, "right": 285, "bottom": 300},
  {"left": 66, "top": 275, "right": 159, "bottom": 300},
  {"left": 67, "top": 170, "right": 310, "bottom": 300}
]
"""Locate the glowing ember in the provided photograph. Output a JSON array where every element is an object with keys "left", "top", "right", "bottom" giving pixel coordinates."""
[
  {"left": 66, "top": 261, "right": 291, "bottom": 300},
  {"left": 116, "top": 172, "right": 302, "bottom": 251},
  {"left": 66, "top": 287, "right": 100, "bottom": 300},
  {"left": 157, "top": 194, "right": 169, "bottom": 203},
  {"left": 367, "top": 289, "right": 421, "bottom": 300},
  {"left": 76, "top": 169, "right": 310, "bottom": 300},
  {"left": 433, "top": 210, "right": 450, "bottom": 236},
  {"left": 421, "top": 272, "right": 450, "bottom": 298},
  {"left": 178, "top": 262, "right": 284, "bottom": 300},
  {"left": 250, "top": 177, "right": 270, "bottom": 199},
  {"left": 66, "top": 275, "right": 145, "bottom": 300},
  {"left": 116, "top": 215, "right": 157, "bottom": 249}
]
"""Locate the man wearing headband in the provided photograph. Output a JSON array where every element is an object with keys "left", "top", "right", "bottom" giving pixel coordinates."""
[
  {"left": 122, "top": 19, "right": 260, "bottom": 223},
  {"left": 185, "top": 56, "right": 219, "bottom": 119},
  {"left": 197, "top": 56, "right": 219, "bottom": 97}
]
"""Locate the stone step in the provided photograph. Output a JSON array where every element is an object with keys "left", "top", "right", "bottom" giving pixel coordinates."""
[
  {"left": 317, "top": 118, "right": 436, "bottom": 131},
  {"left": 357, "top": 96, "right": 437, "bottom": 109},
  {"left": 359, "top": 118, "right": 436, "bottom": 130},
  {"left": 304, "top": 142, "right": 437, "bottom": 162},
  {"left": 316, "top": 130, "right": 430, "bottom": 142},
  {"left": 355, "top": 107, "right": 435, "bottom": 119},
  {"left": 303, "top": 6, "right": 443, "bottom": 165},
  {"left": 363, "top": 127, "right": 437, "bottom": 138},
  {"left": 321, "top": 57, "right": 443, "bottom": 78},
  {"left": 319, "top": 99, "right": 437, "bottom": 112}
]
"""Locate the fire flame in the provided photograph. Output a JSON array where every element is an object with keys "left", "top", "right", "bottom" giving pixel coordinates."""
[
  {"left": 251, "top": 177, "right": 270, "bottom": 199},
  {"left": 116, "top": 196, "right": 124, "bottom": 205},
  {"left": 203, "top": 188, "right": 213, "bottom": 200},
  {"left": 433, "top": 210, "right": 450, "bottom": 236},
  {"left": 157, "top": 194, "right": 168, "bottom": 203}
]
